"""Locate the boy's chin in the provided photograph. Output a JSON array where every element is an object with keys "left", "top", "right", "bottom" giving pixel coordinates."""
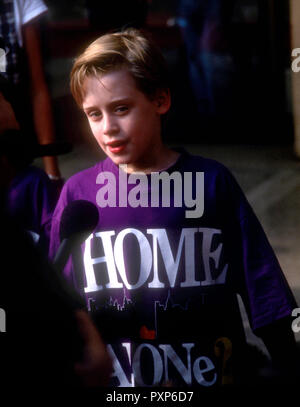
[{"left": 109, "top": 155, "right": 130, "bottom": 167}]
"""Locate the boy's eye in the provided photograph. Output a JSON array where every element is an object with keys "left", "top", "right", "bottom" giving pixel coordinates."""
[
  {"left": 115, "top": 106, "right": 128, "bottom": 113},
  {"left": 88, "top": 111, "right": 101, "bottom": 120}
]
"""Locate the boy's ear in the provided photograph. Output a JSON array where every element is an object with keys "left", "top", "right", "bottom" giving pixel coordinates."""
[{"left": 154, "top": 89, "right": 171, "bottom": 115}]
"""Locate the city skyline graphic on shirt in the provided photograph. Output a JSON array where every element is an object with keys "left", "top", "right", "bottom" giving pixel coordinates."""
[{"left": 89, "top": 288, "right": 211, "bottom": 341}]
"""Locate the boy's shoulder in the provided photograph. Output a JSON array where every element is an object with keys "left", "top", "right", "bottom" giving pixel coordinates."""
[
  {"left": 177, "top": 149, "right": 243, "bottom": 201},
  {"left": 60, "top": 157, "right": 116, "bottom": 200},
  {"left": 65, "top": 157, "right": 115, "bottom": 184},
  {"left": 177, "top": 148, "right": 233, "bottom": 177}
]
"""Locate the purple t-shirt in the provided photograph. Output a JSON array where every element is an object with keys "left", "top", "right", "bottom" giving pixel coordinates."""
[
  {"left": 7, "top": 165, "right": 57, "bottom": 251},
  {"left": 49, "top": 149, "right": 296, "bottom": 387}
]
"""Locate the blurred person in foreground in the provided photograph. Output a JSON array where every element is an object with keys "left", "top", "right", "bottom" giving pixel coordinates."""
[
  {"left": 0, "top": 73, "right": 58, "bottom": 253},
  {"left": 0, "top": 74, "right": 112, "bottom": 389}
]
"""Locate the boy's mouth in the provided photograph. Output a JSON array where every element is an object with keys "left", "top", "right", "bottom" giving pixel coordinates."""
[{"left": 106, "top": 140, "right": 127, "bottom": 154}]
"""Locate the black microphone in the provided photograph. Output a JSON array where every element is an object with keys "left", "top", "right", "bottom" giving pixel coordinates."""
[{"left": 53, "top": 200, "right": 99, "bottom": 292}]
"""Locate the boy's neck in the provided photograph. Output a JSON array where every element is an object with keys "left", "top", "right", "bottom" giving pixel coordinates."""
[{"left": 125, "top": 146, "right": 180, "bottom": 174}]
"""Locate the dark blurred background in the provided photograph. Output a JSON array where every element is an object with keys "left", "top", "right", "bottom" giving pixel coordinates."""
[{"left": 40, "top": 0, "right": 293, "bottom": 146}]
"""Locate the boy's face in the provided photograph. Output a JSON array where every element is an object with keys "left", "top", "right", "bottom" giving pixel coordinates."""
[{"left": 82, "top": 70, "right": 170, "bottom": 173}]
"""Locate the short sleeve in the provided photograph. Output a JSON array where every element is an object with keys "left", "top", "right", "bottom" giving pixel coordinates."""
[
  {"left": 13, "top": 0, "right": 48, "bottom": 47},
  {"left": 20, "top": 0, "right": 48, "bottom": 25}
]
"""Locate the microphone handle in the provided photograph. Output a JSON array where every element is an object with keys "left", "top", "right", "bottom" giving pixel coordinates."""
[
  {"left": 53, "top": 238, "right": 74, "bottom": 274},
  {"left": 72, "top": 243, "right": 86, "bottom": 298}
]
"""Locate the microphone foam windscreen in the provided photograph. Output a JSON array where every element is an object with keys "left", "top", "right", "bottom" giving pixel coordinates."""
[{"left": 59, "top": 200, "right": 99, "bottom": 241}]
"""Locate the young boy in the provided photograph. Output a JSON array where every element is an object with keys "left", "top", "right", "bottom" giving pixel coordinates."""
[{"left": 50, "top": 28, "right": 298, "bottom": 387}]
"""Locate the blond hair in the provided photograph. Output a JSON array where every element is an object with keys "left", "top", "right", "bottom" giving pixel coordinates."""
[{"left": 70, "top": 28, "right": 170, "bottom": 106}]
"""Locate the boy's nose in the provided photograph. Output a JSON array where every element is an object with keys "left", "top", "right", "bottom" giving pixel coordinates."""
[{"left": 103, "top": 114, "right": 118, "bottom": 135}]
